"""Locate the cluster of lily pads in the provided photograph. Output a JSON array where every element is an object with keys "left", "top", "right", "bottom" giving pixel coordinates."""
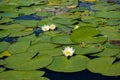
[{"left": 0, "top": 0, "right": 120, "bottom": 80}]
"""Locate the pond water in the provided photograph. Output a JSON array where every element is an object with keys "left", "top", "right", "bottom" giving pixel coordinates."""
[{"left": 0, "top": 0, "right": 120, "bottom": 80}]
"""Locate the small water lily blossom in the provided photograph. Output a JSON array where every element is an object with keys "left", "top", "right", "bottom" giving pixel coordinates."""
[
  {"left": 62, "top": 46, "right": 75, "bottom": 57},
  {"left": 74, "top": 25, "right": 79, "bottom": 30},
  {"left": 41, "top": 25, "right": 50, "bottom": 31},
  {"left": 49, "top": 24, "right": 56, "bottom": 30}
]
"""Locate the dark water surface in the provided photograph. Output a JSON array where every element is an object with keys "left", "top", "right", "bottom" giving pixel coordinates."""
[{"left": 41, "top": 68, "right": 120, "bottom": 80}]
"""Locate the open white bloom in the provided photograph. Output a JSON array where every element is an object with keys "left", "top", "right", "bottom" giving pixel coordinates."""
[
  {"left": 62, "top": 46, "right": 75, "bottom": 57},
  {"left": 41, "top": 25, "right": 50, "bottom": 31},
  {"left": 74, "top": 25, "right": 79, "bottom": 30},
  {"left": 49, "top": 24, "right": 56, "bottom": 30}
]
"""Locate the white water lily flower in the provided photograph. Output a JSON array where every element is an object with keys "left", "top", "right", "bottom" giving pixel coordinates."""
[
  {"left": 74, "top": 25, "right": 79, "bottom": 30},
  {"left": 41, "top": 25, "right": 50, "bottom": 31},
  {"left": 62, "top": 46, "right": 75, "bottom": 57},
  {"left": 49, "top": 24, "right": 56, "bottom": 30}
]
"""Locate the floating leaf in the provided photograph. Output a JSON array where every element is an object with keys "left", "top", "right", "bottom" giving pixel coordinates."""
[
  {"left": 0, "top": 17, "right": 13, "bottom": 24},
  {"left": 0, "top": 50, "right": 11, "bottom": 58},
  {"left": 91, "top": 48, "right": 120, "bottom": 57},
  {"left": 15, "top": 20, "right": 39, "bottom": 26},
  {"left": 87, "top": 57, "right": 120, "bottom": 76},
  {"left": 0, "top": 42, "right": 10, "bottom": 52},
  {"left": 0, "top": 12, "right": 19, "bottom": 18},
  {"left": 47, "top": 55, "right": 90, "bottom": 72},
  {"left": 96, "top": 11, "right": 120, "bottom": 18},
  {"left": 8, "top": 41, "right": 30, "bottom": 54},
  {"left": 5, "top": 52, "right": 53, "bottom": 70},
  {"left": 9, "top": 30, "right": 33, "bottom": 37},
  {"left": 0, "top": 67, "right": 5, "bottom": 73},
  {"left": 0, "top": 70, "right": 45, "bottom": 80},
  {"left": 71, "top": 44, "right": 103, "bottom": 54},
  {"left": 99, "top": 26, "right": 120, "bottom": 40},
  {"left": 51, "top": 35, "right": 75, "bottom": 44},
  {"left": 0, "top": 30, "right": 10, "bottom": 38},
  {"left": 28, "top": 43, "right": 58, "bottom": 53},
  {"left": 70, "top": 27, "right": 103, "bottom": 43},
  {"left": 36, "top": 11, "right": 54, "bottom": 17}
]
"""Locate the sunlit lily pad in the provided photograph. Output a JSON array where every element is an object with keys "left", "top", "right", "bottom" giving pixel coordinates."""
[
  {"left": 0, "top": 70, "right": 45, "bottom": 80},
  {"left": 0, "top": 42, "right": 10, "bottom": 52},
  {"left": 71, "top": 44, "right": 103, "bottom": 54},
  {"left": 36, "top": 11, "right": 54, "bottom": 17},
  {"left": 15, "top": 20, "right": 39, "bottom": 26},
  {"left": 91, "top": 48, "right": 120, "bottom": 57},
  {"left": 51, "top": 35, "right": 75, "bottom": 44},
  {"left": 28, "top": 43, "right": 58, "bottom": 53},
  {"left": 96, "top": 11, "right": 120, "bottom": 18},
  {"left": 0, "top": 12, "right": 19, "bottom": 18},
  {"left": 47, "top": 55, "right": 90, "bottom": 72},
  {"left": 5, "top": 52, "right": 53, "bottom": 70},
  {"left": 0, "top": 67, "right": 5, "bottom": 73},
  {"left": 70, "top": 27, "right": 103, "bottom": 43},
  {"left": 8, "top": 41, "right": 30, "bottom": 54},
  {"left": 0, "top": 17, "right": 13, "bottom": 24},
  {"left": 87, "top": 57, "right": 120, "bottom": 76},
  {"left": 99, "top": 26, "right": 120, "bottom": 40},
  {"left": 0, "top": 30, "right": 10, "bottom": 38},
  {"left": 9, "top": 30, "right": 33, "bottom": 37}
]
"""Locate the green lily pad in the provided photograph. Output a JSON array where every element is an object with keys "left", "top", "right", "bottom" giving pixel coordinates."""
[
  {"left": 91, "top": 48, "right": 120, "bottom": 57},
  {"left": 0, "top": 30, "right": 10, "bottom": 38},
  {"left": 51, "top": 35, "right": 75, "bottom": 44},
  {"left": 5, "top": 52, "right": 53, "bottom": 70},
  {"left": 18, "top": 7, "right": 36, "bottom": 15},
  {"left": 0, "top": 17, "right": 13, "bottom": 24},
  {"left": 8, "top": 41, "right": 30, "bottom": 54},
  {"left": 104, "top": 42, "right": 120, "bottom": 49},
  {"left": 0, "top": 24, "right": 26, "bottom": 30},
  {"left": 70, "top": 27, "right": 102, "bottom": 43},
  {"left": 99, "top": 26, "right": 120, "bottom": 40},
  {"left": 0, "top": 42, "right": 10, "bottom": 52},
  {"left": 96, "top": 11, "right": 120, "bottom": 18},
  {"left": 9, "top": 30, "right": 33, "bottom": 37},
  {"left": 53, "top": 18, "right": 78, "bottom": 25},
  {"left": 0, "top": 67, "right": 5, "bottom": 73},
  {"left": 47, "top": 55, "right": 90, "bottom": 72},
  {"left": 87, "top": 57, "right": 120, "bottom": 76},
  {"left": 71, "top": 44, "right": 103, "bottom": 55},
  {"left": 15, "top": 20, "right": 39, "bottom": 27},
  {"left": 28, "top": 43, "right": 58, "bottom": 53},
  {"left": 0, "top": 70, "right": 45, "bottom": 80},
  {"left": 36, "top": 11, "right": 54, "bottom": 17},
  {"left": 0, "top": 12, "right": 19, "bottom": 18}
]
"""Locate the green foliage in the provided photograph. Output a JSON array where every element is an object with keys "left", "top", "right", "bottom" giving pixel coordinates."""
[
  {"left": 5, "top": 52, "right": 53, "bottom": 70},
  {"left": 8, "top": 41, "right": 30, "bottom": 54},
  {"left": 87, "top": 57, "right": 120, "bottom": 76},
  {"left": 0, "top": 70, "right": 46, "bottom": 80},
  {"left": 47, "top": 55, "right": 90, "bottom": 72}
]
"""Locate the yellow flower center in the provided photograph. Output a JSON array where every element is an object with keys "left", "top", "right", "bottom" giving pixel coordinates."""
[{"left": 65, "top": 50, "right": 71, "bottom": 55}]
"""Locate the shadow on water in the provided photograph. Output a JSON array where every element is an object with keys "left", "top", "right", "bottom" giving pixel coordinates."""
[{"left": 41, "top": 68, "right": 120, "bottom": 80}]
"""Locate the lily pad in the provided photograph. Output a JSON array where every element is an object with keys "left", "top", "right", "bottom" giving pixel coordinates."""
[
  {"left": 51, "top": 35, "right": 75, "bottom": 44},
  {"left": 91, "top": 48, "right": 120, "bottom": 57},
  {"left": 0, "top": 30, "right": 10, "bottom": 38},
  {"left": 8, "top": 41, "right": 30, "bottom": 54},
  {"left": 28, "top": 43, "right": 58, "bottom": 53},
  {"left": 47, "top": 55, "right": 90, "bottom": 72},
  {"left": 0, "top": 42, "right": 10, "bottom": 52},
  {"left": 95, "top": 11, "right": 120, "bottom": 18},
  {"left": 70, "top": 27, "right": 103, "bottom": 43},
  {"left": 5, "top": 52, "right": 53, "bottom": 70},
  {"left": 0, "top": 17, "right": 13, "bottom": 24},
  {"left": 0, "top": 70, "right": 45, "bottom": 80},
  {"left": 14, "top": 20, "right": 39, "bottom": 27},
  {"left": 87, "top": 57, "right": 120, "bottom": 76},
  {"left": 9, "top": 30, "right": 33, "bottom": 37}
]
